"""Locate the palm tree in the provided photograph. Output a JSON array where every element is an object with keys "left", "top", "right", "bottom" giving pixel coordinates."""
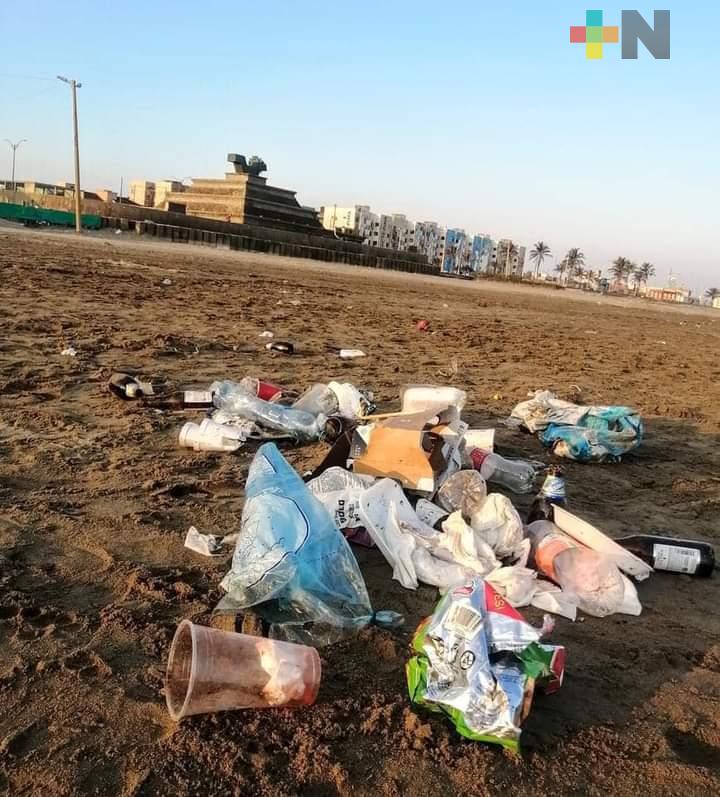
[
  {"left": 504, "top": 241, "right": 518, "bottom": 276},
  {"left": 633, "top": 261, "right": 655, "bottom": 295},
  {"left": 555, "top": 257, "right": 568, "bottom": 282},
  {"left": 559, "top": 248, "right": 585, "bottom": 283},
  {"left": 529, "top": 241, "right": 551, "bottom": 278},
  {"left": 610, "top": 256, "right": 632, "bottom": 284}
]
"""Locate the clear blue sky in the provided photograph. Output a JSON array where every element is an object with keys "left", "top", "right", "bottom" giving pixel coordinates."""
[{"left": 2, "top": 2, "right": 718, "bottom": 291}]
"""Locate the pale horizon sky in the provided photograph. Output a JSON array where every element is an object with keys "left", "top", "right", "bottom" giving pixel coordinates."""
[{"left": 1, "top": 2, "right": 718, "bottom": 292}]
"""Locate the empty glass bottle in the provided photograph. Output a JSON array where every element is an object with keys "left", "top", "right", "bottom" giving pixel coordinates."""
[{"left": 615, "top": 535, "right": 715, "bottom": 577}]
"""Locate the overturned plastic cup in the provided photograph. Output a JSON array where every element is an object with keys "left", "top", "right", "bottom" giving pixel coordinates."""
[
  {"left": 165, "top": 620, "right": 322, "bottom": 721},
  {"left": 178, "top": 418, "right": 244, "bottom": 452}
]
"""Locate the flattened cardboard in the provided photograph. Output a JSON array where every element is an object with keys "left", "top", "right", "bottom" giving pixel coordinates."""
[{"left": 353, "top": 409, "right": 438, "bottom": 492}]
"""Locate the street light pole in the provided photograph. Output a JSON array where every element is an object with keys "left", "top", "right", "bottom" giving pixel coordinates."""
[
  {"left": 3, "top": 139, "right": 27, "bottom": 192},
  {"left": 57, "top": 76, "right": 83, "bottom": 233}
]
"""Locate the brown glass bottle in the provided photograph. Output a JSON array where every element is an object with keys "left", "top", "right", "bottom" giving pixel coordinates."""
[
  {"left": 108, "top": 372, "right": 154, "bottom": 400},
  {"left": 615, "top": 535, "right": 715, "bottom": 577}
]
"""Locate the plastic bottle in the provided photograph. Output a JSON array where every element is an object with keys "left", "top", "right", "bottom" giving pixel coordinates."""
[
  {"left": 526, "top": 466, "right": 567, "bottom": 524},
  {"left": 615, "top": 534, "right": 715, "bottom": 577},
  {"left": 211, "top": 380, "right": 326, "bottom": 442},
  {"left": 469, "top": 449, "right": 537, "bottom": 494}
]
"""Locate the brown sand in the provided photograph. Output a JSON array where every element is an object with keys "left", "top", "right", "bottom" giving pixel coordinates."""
[{"left": 1, "top": 226, "right": 720, "bottom": 796}]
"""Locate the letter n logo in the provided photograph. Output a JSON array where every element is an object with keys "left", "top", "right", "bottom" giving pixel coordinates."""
[{"left": 621, "top": 10, "right": 671, "bottom": 59}]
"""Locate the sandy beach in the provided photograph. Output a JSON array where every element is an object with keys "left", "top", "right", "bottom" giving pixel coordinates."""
[{"left": 1, "top": 226, "right": 719, "bottom": 796}]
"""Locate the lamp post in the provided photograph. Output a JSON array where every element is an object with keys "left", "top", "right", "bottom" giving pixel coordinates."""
[
  {"left": 3, "top": 139, "right": 27, "bottom": 192},
  {"left": 57, "top": 75, "right": 82, "bottom": 233}
]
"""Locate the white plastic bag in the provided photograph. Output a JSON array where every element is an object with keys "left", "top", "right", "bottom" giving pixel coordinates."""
[
  {"left": 438, "top": 512, "right": 500, "bottom": 576},
  {"left": 469, "top": 493, "right": 525, "bottom": 559},
  {"left": 552, "top": 548, "right": 626, "bottom": 618}
]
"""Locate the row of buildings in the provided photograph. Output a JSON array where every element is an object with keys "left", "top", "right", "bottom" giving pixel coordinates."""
[
  {"left": 0, "top": 179, "right": 117, "bottom": 202},
  {"left": 318, "top": 204, "right": 526, "bottom": 276}
]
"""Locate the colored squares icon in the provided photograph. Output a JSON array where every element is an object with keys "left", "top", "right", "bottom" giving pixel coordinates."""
[
  {"left": 603, "top": 26, "right": 619, "bottom": 43},
  {"left": 570, "top": 10, "right": 620, "bottom": 58}
]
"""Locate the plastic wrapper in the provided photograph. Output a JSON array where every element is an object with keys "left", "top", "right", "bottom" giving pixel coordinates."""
[
  {"left": 509, "top": 390, "right": 643, "bottom": 462},
  {"left": 406, "top": 580, "right": 560, "bottom": 750},
  {"left": 217, "top": 444, "right": 402, "bottom": 645},
  {"left": 436, "top": 470, "right": 488, "bottom": 519}
]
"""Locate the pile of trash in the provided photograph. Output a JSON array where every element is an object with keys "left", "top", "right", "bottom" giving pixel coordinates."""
[
  {"left": 508, "top": 390, "right": 643, "bottom": 463},
  {"left": 109, "top": 373, "right": 715, "bottom": 748}
]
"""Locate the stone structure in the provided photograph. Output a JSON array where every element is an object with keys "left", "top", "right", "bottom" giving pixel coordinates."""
[{"left": 162, "top": 154, "right": 325, "bottom": 233}]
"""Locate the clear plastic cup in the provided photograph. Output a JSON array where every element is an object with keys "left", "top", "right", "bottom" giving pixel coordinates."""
[{"left": 165, "top": 620, "right": 321, "bottom": 720}]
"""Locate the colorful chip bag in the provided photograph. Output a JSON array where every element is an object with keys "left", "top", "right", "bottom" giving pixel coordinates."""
[{"left": 406, "top": 579, "right": 564, "bottom": 750}]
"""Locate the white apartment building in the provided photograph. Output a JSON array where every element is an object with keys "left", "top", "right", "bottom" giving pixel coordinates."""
[
  {"left": 491, "top": 239, "right": 526, "bottom": 276},
  {"left": 414, "top": 221, "right": 445, "bottom": 264},
  {"left": 320, "top": 205, "right": 377, "bottom": 239},
  {"left": 391, "top": 213, "right": 414, "bottom": 250},
  {"left": 319, "top": 201, "right": 500, "bottom": 270}
]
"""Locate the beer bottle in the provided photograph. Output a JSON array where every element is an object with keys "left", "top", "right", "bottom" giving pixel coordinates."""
[{"left": 615, "top": 535, "right": 715, "bottom": 577}]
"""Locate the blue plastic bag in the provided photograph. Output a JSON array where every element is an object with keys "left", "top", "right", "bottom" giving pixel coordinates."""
[
  {"left": 540, "top": 407, "right": 643, "bottom": 462},
  {"left": 509, "top": 391, "right": 643, "bottom": 463},
  {"left": 218, "top": 443, "right": 401, "bottom": 646}
]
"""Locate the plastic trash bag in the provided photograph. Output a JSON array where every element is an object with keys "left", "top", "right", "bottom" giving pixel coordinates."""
[
  {"left": 217, "top": 444, "right": 402, "bottom": 645},
  {"left": 356, "top": 478, "right": 472, "bottom": 592},
  {"left": 438, "top": 512, "right": 500, "bottom": 576},
  {"left": 311, "top": 474, "right": 474, "bottom": 593},
  {"left": 509, "top": 390, "right": 643, "bottom": 462},
  {"left": 527, "top": 520, "right": 639, "bottom": 618},
  {"left": 485, "top": 566, "right": 537, "bottom": 607},
  {"left": 307, "top": 467, "right": 375, "bottom": 530},
  {"left": 469, "top": 494, "right": 525, "bottom": 560}
]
